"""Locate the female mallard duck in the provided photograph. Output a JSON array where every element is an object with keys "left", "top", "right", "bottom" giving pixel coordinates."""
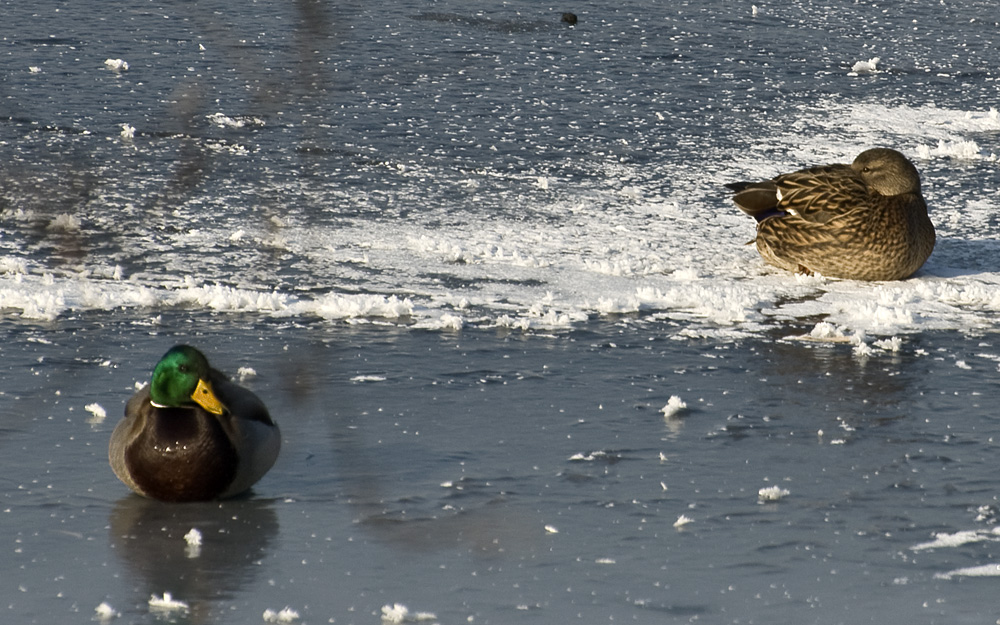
[
  {"left": 726, "top": 148, "right": 935, "bottom": 281},
  {"left": 109, "top": 345, "right": 280, "bottom": 502}
]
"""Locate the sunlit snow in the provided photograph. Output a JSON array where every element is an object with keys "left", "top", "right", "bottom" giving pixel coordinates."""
[{"left": 3, "top": 98, "right": 998, "bottom": 340}]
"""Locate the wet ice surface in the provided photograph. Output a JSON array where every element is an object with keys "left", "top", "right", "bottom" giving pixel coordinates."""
[
  {"left": 3, "top": 0, "right": 1000, "bottom": 622},
  {"left": 4, "top": 319, "right": 1000, "bottom": 624}
]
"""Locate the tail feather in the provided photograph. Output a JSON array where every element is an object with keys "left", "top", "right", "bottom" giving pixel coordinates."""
[{"left": 727, "top": 181, "right": 782, "bottom": 222}]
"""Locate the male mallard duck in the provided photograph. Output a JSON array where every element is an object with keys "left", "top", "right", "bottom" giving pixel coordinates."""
[
  {"left": 726, "top": 148, "right": 935, "bottom": 280},
  {"left": 109, "top": 345, "right": 280, "bottom": 502}
]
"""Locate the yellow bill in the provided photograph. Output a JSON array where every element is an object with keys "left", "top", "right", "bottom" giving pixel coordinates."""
[{"left": 192, "top": 378, "right": 226, "bottom": 415}]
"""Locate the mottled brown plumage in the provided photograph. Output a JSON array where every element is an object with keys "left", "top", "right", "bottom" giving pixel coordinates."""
[{"left": 726, "top": 148, "right": 935, "bottom": 281}]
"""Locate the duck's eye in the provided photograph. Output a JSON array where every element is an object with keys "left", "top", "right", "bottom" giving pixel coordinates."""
[{"left": 178, "top": 364, "right": 189, "bottom": 373}]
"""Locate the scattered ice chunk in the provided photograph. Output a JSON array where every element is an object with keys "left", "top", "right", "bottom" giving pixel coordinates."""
[
  {"left": 975, "top": 505, "right": 1000, "bottom": 523},
  {"left": 915, "top": 138, "right": 984, "bottom": 160},
  {"left": 29, "top": 66, "right": 41, "bottom": 73},
  {"left": 380, "top": 603, "right": 437, "bottom": 623},
  {"left": 804, "top": 322, "right": 851, "bottom": 342},
  {"left": 595, "top": 557, "right": 616, "bottom": 564},
  {"left": 544, "top": 525, "right": 559, "bottom": 534},
  {"left": 305, "top": 292, "right": 413, "bottom": 320},
  {"left": 148, "top": 592, "right": 189, "bottom": 613},
  {"left": 752, "top": 4, "right": 759, "bottom": 16},
  {"left": 436, "top": 313, "right": 464, "bottom": 331},
  {"left": 852, "top": 340, "right": 873, "bottom": 358},
  {"left": 934, "top": 563, "right": 1000, "bottom": 580},
  {"left": 351, "top": 374, "right": 387, "bottom": 383},
  {"left": 849, "top": 57, "right": 880, "bottom": 75},
  {"left": 263, "top": 607, "right": 301, "bottom": 623},
  {"left": 47, "top": 214, "right": 81, "bottom": 232},
  {"left": 94, "top": 602, "right": 118, "bottom": 620},
  {"left": 84, "top": 403, "right": 107, "bottom": 421},
  {"left": 120, "top": 123, "right": 135, "bottom": 140},
  {"left": 207, "top": 112, "right": 265, "bottom": 128},
  {"left": 208, "top": 113, "right": 241, "bottom": 128},
  {"left": 797, "top": 321, "right": 897, "bottom": 347},
  {"left": 673, "top": 515, "right": 693, "bottom": 528},
  {"left": 660, "top": 395, "right": 687, "bottom": 418},
  {"left": 206, "top": 140, "right": 249, "bottom": 155},
  {"left": 758, "top": 485, "right": 790, "bottom": 502},
  {"left": 183, "top": 528, "right": 202, "bottom": 558},
  {"left": 911, "top": 530, "right": 994, "bottom": 551},
  {"left": 569, "top": 450, "right": 612, "bottom": 462},
  {"left": 381, "top": 605, "right": 409, "bottom": 624},
  {"left": 873, "top": 336, "right": 902, "bottom": 352},
  {"left": 104, "top": 58, "right": 129, "bottom": 72},
  {"left": 237, "top": 366, "right": 257, "bottom": 382}
]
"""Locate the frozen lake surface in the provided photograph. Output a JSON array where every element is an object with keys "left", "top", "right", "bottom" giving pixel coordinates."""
[
  {"left": 7, "top": 317, "right": 1000, "bottom": 624},
  {"left": 2, "top": 0, "right": 1000, "bottom": 623}
]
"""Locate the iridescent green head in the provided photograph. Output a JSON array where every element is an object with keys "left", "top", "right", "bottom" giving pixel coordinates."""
[{"left": 149, "top": 345, "right": 225, "bottom": 414}]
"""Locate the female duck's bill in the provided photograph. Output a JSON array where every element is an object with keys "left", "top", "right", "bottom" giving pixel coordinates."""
[
  {"left": 109, "top": 345, "right": 281, "bottom": 502},
  {"left": 726, "top": 148, "right": 935, "bottom": 281}
]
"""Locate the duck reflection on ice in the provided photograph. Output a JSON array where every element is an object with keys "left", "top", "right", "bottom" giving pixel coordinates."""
[
  {"left": 334, "top": 421, "right": 545, "bottom": 558},
  {"left": 108, "top": 496, "right": 279, "bottom": 620}
]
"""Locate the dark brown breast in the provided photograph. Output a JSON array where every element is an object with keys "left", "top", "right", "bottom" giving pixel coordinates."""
[{"left": 125, "top": 405, "right": 239, "bottom": 502}]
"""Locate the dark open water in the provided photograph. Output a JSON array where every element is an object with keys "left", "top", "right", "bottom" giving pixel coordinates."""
[{"left": 3, "top": 1, "right": 1000, "bottom": 623}]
